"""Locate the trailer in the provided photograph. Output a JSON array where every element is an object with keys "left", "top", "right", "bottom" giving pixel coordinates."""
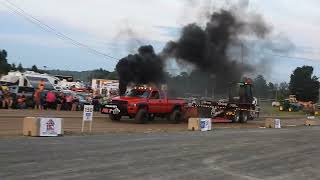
[{"left": 195, "top": 78, "right": 259, "bottom": 123}]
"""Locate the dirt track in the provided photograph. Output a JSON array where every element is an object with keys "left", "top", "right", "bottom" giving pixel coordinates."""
[
  {"left": 2, "top": 128, "right": 320, "bottom": 180},
  {"left": 0, "top": 109, "right": 310, "bottom": 137}
]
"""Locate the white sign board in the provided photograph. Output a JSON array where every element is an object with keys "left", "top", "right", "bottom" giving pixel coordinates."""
[
  {"left": 83, "top": 105, "right": 94, "bottom": 121},
  {"left": 308, "top": 116, "right": 315, "bottom": 120},
  {"left": 200, "top": 118, "right": 212, "bottom": 131},
  {"left": 275, "top": 119, "right": 281, "bottom": 128},
  {"left": 39, "top": 118, "right": 62, "bottom": 137}
]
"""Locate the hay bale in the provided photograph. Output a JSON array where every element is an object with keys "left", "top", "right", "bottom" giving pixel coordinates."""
[
  {"left": 265, "top": 118, "right": 275, "bottom": 128},
  {"left": 188, "top": 118, "right": 200, "bottom": 131},
  {"left": 305, "top": 119, "right": 320, "bottom": 126}
]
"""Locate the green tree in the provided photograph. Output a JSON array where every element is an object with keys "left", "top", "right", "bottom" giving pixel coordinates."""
[
  {"left": 107, "top": 71, "right": 118, "bottom": 80},
  {"left": 0, "top": 49, "right": 11, "bottom": 75},
  {"left": 31, "top": 65, "right": 40, "bottom": 73},
  {"left": 11, "top": 63, "right": 17, "bottom": 71},
  {"left": 17, "top": 63, "right": 24, "bottom": 72},
  {"left": 268, "top": 82, "right": 275, "bottom": 90},
  {"left": 289, "top": 65, "right": 320, "bottom": 102},
  {"left": 277, "top": 82, "right": 289, "bottom": 101},
  {"left": 267, "top": 82, "right": 276, "bottom": 99},
  {"left": 253, "top": 75, "right": 268, "bottom": 98},
  {"left": 91, "top": 68, "right": 110, "bottom": 79}
]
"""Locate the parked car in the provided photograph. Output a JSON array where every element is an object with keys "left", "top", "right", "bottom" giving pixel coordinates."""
[{"left": 75, "top": 93, "right": 91, "bottom": 110}]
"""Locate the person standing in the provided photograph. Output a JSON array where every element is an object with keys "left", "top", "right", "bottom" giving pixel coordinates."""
[
  {"left": 65, "top": 93, "right": 73, "bottom": 111},
  {"left": 16, "top": 94, "right": 27, "bottom": 109},
  {"left": 38, "top": 79, "right": 45, "bottom": 91},
  {"left": 34, "top": 88, "right": 41, "bottom": 110},
  {"left": 56, "top": 92, "right": 64, "bottom": 111},
  {"left": 71, "top": 95, "right": 79, "bottom": 111},
  {"left": 40, "top": 90, "right": 46, "bottom": 110},
  {"left": 0, "top": 87, "right": 3, "bottom": 108},
  {"left": 46, "top": 91, "right": 56, "bottom": 110},
  {"left": 2, "top": 89, "right": 13, "bottom": 109}
]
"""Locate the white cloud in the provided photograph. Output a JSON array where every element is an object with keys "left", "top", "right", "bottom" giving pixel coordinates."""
[
  {"left": 1, "top": 0, "right": 195, "bottom": 43},
  {"left": 250, "top": 0, "right": 320, "bottom": 53},
  {"left": 2, "top": 0, "right": 318, "bottom": 49},
  {"left": 1, "top": 0, "right": 320, "bottom": 72},
  {"left": 2, "top": 0, "right": 240, "bottom": 43}
]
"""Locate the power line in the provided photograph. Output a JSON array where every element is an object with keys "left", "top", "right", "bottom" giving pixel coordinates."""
[
  {"left": 4, "top": 0, "right": 316, "bottom": 64},
  {"left": 3, "top": 0, "right": 319, "bottom": 64},
  {"left": 241, "top": 43, "right": 320, "bottom": 62},
  {"left": 3, "top": 0, "right": 119, "bottom": 60},
  {"left": 1, "top": 0, "right": 119, "bottom": 61},
  {"left": 263, "top": 51, "right": 320, "bottom": 62}
]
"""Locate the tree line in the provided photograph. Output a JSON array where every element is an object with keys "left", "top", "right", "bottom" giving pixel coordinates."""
[
  {"left": 167, "top": 66, "right": 319, "bottom": 102},
  {"left": 0, "top": 49, "right": 44, "bottom": 74},
  {"left": 0, "top": 49, "right": 117, "bottom": 81},
  {"left": 252, "top": 65, "right": 319, "bottom": 102}
]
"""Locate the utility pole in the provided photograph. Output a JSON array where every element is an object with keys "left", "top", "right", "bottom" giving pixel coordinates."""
[
  {"left": 210, "top": 74, "right": 216, "bottom": 100},
  {"left": 212, "top": 87, "right": 215, "bottom": 100},
  {"left": 241, "top": 43, "right": 244, "bottom": 65}
]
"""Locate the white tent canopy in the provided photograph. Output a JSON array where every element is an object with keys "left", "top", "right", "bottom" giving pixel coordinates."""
[{"left": 0, "top": 74, "right": 20, "bottom": 83}]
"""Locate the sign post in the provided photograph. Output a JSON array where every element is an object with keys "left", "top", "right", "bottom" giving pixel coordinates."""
[{"left": 82, "top": 105, "right": 94, "bottom": 132}]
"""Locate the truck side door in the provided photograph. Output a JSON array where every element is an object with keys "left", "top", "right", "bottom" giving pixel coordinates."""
[
  {"left": 159, "top": 91, "right": 168, "bottom": 113},
  {"left": 148, "top": 91, "right": 162, "bottom": 113}
]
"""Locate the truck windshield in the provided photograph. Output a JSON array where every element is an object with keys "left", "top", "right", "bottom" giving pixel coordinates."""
[{"left": 126, "top": 89, "right": 150, "bottom": 98}]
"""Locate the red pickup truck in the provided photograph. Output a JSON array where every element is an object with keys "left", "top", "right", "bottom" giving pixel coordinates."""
[{"left": 101, "top": 87, "right": 187, "bottom": 124}]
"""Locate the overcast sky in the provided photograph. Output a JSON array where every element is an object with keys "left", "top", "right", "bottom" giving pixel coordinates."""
[{"left": 0, "top": 0, "right": 320, "bottom": 82}]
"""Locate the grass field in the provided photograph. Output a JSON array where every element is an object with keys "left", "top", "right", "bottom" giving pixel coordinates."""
[{"left": 260, "top": 102, "right": 307, "bottom": 117}]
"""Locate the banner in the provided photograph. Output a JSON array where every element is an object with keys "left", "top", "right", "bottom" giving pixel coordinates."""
[
  {"left": 200, "top": 118, "right": 212, "bottom": 131},
  {"left": 39, "top": 118, "right": 62, "bottom": 136}
]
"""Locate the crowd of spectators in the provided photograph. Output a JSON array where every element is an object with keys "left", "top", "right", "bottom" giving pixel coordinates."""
[{"left": 0, "top": 85, "right": 108, "bottom": 111}]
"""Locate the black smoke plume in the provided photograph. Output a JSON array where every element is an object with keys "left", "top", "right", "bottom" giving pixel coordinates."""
[
  {"left": 116, "top": 7, "right": 271, "bottom": 96},
  {"left": 163, "top": 9, "right": 270, "bottom": 94},
  {"left": 116, "top": 45, "right": 165, "bottom": 95}
]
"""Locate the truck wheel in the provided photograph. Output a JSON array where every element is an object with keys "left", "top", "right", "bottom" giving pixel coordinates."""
[
  {"left": 109, "top": 114, "right": 121, "bottom": 121},
  {"left": 232, "top": 111, "right": 240, "bottom": 123},
  {"left": 249, "top": 110, "right": 255, "bottom": 120},
  {"left": 240, "top": 111, "right": 248, "bottom": 123},
  {"left": 169, "top": 110, "right": 182, "bottom": 124},
  {"left": 135, "top": 109, "right": 148, "bottom": 124},
  {"left": 149, "top": 114, "right": 155, "bottom": 121}
]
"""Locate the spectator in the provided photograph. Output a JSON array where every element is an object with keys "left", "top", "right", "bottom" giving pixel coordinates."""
[
  {"left": 16, "top": 94, "right": 27, "bottom": 109},
  {"left": 92, "top": 95, "right": 100, "bottom": 112},
  {"left": 2, "top": 90, "right": 13, "bottom": 109},
  {"left": 40, "top": 90, "right": 46, "bottom": 110},
  {"left": 38, "top": 79, "right": 45, "bottom": 91},
  {"left": 0, "top": 87, "right": 3, "bottom": 108},
  {"left": 65, "top": 93, "right": 73, "bottom": 111},
  {"left": 34, "top": 89, "right": 42, "bottom": 110},
  {"left": 46, "top": 90, "right": 56, "bottom": 110},
  {"left": 71, "top": 95, "right": 79, "bottom": 111},
  {"left": 56, "top": 92, "right": 64, "bottom": 111},
  {"left": 87, "top": 93, "right": 93, "bottom": 102}
]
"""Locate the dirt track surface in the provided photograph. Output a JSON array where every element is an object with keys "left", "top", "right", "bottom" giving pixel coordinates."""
[
  {"left": 0, "top": 109, "right": 311, "bottom": 137},
  {"left": 1, "top": 127, "right": 320, "bottom": 179},
  {"left": 0, "top": 109, "right": 266, "bottom": 137}
]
